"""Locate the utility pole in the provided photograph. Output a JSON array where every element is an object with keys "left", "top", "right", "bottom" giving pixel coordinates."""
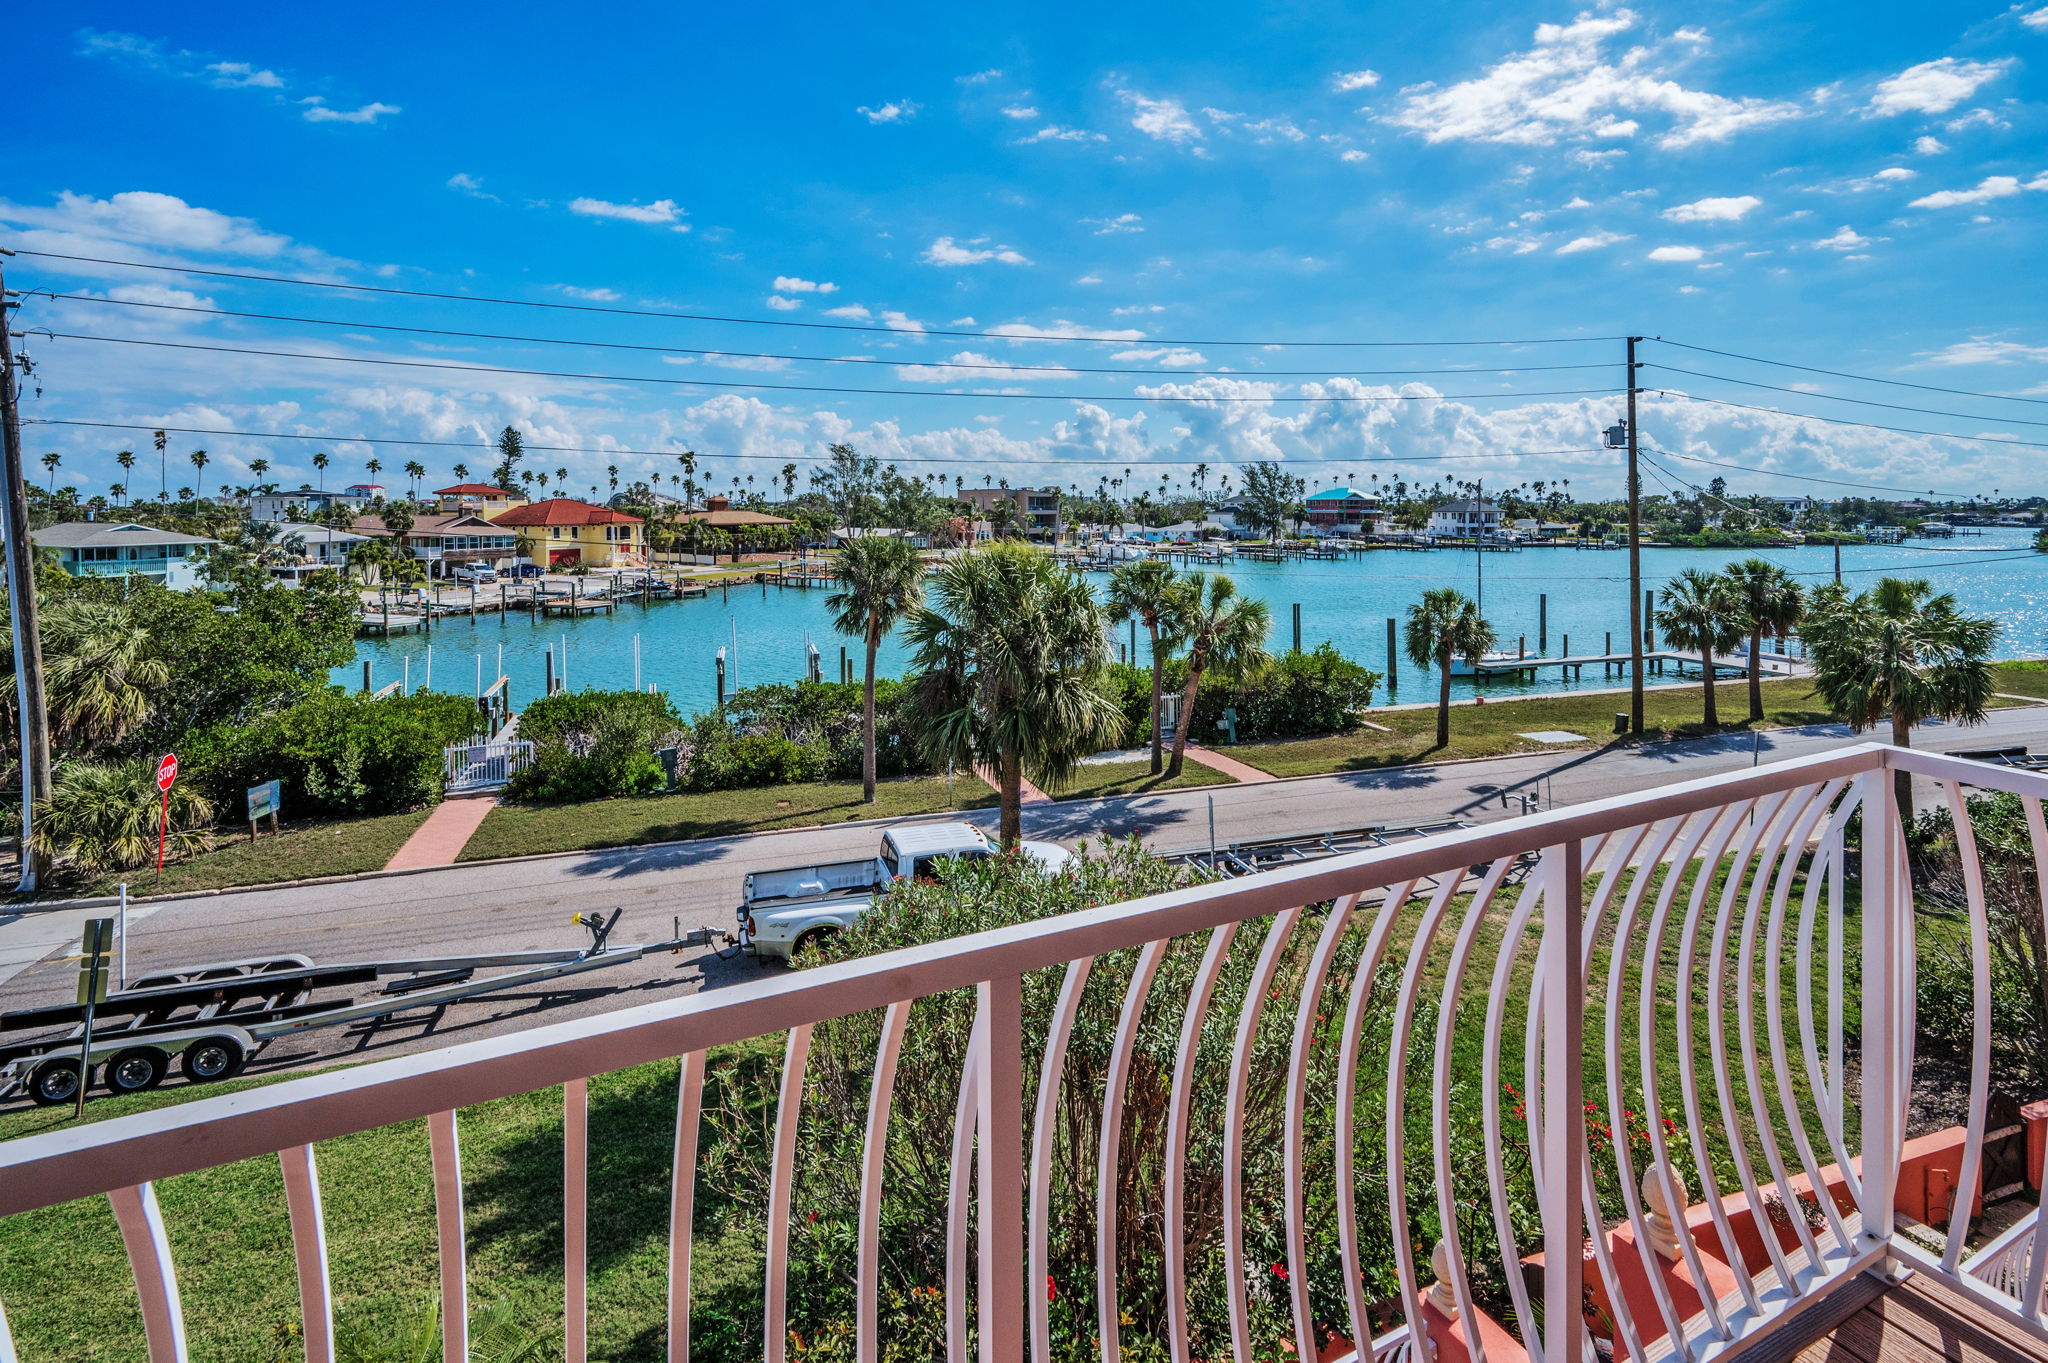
[
  {"left": 1625, "top": 336, "right": 1645, "bottom": 734},
  {"left": 0, "top": 255, "right": 53, "bottom": 891}
]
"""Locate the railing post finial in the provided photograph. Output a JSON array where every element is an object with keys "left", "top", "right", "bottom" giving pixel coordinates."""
[
  {"left": 1641, "top": 1164, "right": 1689, "bottom": 1262},
  {"left": 1428, "top": 1239, "right": 1460, "bottom": 1317}
]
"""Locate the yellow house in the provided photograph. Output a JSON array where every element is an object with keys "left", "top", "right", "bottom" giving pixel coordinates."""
[
  {"left": 489, "top": 498, "right": 646, "bottom": 568},
  {"left": 434, "top": 482, "right": 528, "bottom": 516}
]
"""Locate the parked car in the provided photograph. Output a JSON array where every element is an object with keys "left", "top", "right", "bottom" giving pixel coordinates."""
[
  {"left": 508, "top": 563, "right": 544, "bottom": 579},
  {"left": 451, "top": 564, "right": 498, "bottom": 584}
]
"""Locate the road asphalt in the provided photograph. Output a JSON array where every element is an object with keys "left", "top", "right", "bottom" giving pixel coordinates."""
[{"left": 4, "top": 702, "right": 2044, "bottom": 1087}]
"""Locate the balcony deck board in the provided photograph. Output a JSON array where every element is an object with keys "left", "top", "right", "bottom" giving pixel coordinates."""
[{"left": 1745, "top": 1273, "right": 2048, "bottom": 1363}]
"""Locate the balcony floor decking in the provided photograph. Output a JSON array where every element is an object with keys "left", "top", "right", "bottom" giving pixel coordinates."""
[{"left": 1738, "top": 1272, "right": 2048, "bottom": 1363}]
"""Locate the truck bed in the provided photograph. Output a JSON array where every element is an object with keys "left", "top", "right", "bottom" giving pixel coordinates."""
[{"left": 742, "top": 857, "right": 884, "bottom": 908}]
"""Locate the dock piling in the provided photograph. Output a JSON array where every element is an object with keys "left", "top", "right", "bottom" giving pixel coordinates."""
[
  {"left": 1292, "top": 602, "right": 1302, "bottom": 655},
  {"left": 1539, "top": 594, "right": 1547, "bottom": 652},
  {"left": 1386, "top": 616, "right": 1398, "bottom": 693},
  {"left": 361, "top": 659, "right": 372, "bottom": 693}
]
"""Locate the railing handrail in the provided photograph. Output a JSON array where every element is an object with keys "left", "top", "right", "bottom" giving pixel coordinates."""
[{"left": 0, "top": 741, "right": 2005, "bottom": 1217}]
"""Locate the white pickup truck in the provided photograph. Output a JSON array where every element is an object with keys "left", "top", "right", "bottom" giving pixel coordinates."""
[{"left": 736, "top": 821, "right": 1072, "bottom": 960}]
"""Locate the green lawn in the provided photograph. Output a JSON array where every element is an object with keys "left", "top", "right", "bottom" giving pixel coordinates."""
[
  {"left": 1041, "top": 757, "right": 1233, "bottom": 801},
  {"left": 1991, "top": 659, "right": 2048, "bottom": 700},
  {"left": 1228, "top": 678, "right": 1839, "bottom": 778},
  {"left": 461, "top": 775, "right": 995, "bottom": 861},
  {"left": 13, "top": 810, "right": 435, "bottom": 905}
]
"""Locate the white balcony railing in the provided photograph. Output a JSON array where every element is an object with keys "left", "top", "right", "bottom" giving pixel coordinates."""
[{"left": 2, "top": 744, "right": 2046, "bottom": 1362}]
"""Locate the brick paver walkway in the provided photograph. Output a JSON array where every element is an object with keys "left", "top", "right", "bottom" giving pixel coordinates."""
[
  {"left": 973, "top": 764, "right": 1052, "bottom": 804},
  {"left": 1181, "top": 743, "right": 1276, "bottom": 783},
  {"left": 384, "top": 795, "right": 499, "bottom": 870}
]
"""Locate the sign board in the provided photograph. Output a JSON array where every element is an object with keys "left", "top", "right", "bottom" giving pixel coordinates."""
[
  {"left": 155, "top": 753, "right": 179, "bottom": 792},
  {"left": 247, "top": 780, "right": 282, "bottom": 822},
  {"left": 76, "top": 918, "right": 114, "bottom": 1007}
]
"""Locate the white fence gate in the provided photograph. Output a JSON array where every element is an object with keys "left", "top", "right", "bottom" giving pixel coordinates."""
[{"left": 443, "top": 738, "right": 534, "bottom": 793}]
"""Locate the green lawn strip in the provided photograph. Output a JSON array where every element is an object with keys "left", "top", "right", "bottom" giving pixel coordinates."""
[
  {"left": 1042, "top": 758, "right": 1233, "bottom": 802},
  {"left": 12, "top": 810, "right": 437, "bottom": 904},
  {"left": 1991, "top": 659, "right": 2048, "bottom": 700},
  {"left": 1231, "top": 679, "right": 1833, "bottom": 779},
  {"left": 460, "top": 776, "right": 995, "bottom": 861}
]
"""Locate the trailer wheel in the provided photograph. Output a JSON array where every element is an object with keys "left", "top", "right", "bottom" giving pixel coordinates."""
[
  {"left": 28, "top": 1059, "right": 86, "bottom": 1107},
  {"left": 180, "top": 1037, "right": 246, "bottom": 1083},
  {"left": 106, "top": 1048, "right": 170, "bottom": 1095}
]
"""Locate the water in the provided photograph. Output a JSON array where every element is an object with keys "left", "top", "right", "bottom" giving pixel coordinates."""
[{"left": 342, "top": 530, "right": 2048, "bottom": 713}]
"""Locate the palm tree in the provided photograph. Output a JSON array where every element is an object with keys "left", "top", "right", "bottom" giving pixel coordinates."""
[
  {"left": 825, "top": 536, "right": 927, "bottom": 802},
  {"left": 1162, "top": 573, "right": 1271, "bottom": 777},
  {"left": 1721, "top": 558, "right": 1805, "bottom": 723},
  {"left": 1655, "top": 568, "right": 1742, "bottom": 729},
  {"left": 110, "top": 482, "right": 126, "bottom": 503},
  {"left": 1803, "top": 577, "right": 1998, "bottom": 813},
  {"left": 29, "top": 760, "right": 215, "bottom": 872},
  {"left": 452, "top": 462, "right": 470, "bottom": 482},
  {"left": 366, "top": 457, "right": 383, "bottom": 487},
  {"left": 904, "top": 544, "right": 1124, "bottom": 846},
  {"left": 1104, "top": 559, "right": 1182, "bottom": 774},
  {"left": 188, "top": 449, "right": 209, "bottom": 498},
  {"left": 40, "top": 451, "right": 60, "bottom": 491},
  {"left": 116, "top": 449, "right": 136, "bottom": 493},
  {"left": 1404, "top": 588, "right": 1497, "bottom": 748},
  {"left": 607, "top": 464, "right": 620, "bottom": 494},
  {"left": 312, "top": 452, "right": 330, "bottom": 481},
  {"left": 249, "top": 457, "right": 270, "bottom": 482},
  {"left": 404, "top": 460, "right": 427, "bottom": 499},
  {"left": 13, "top": 600, "right": 170, "bottom": 751}
]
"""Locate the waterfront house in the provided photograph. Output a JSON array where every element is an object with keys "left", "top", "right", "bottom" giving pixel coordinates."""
[
  {"left": 958, "top": 485, "right": 1063, "bottom": 541},
  {"left": 344, "top": 482, "right": 388, "bottom": 502},
  {"left": 1426, "top": 497, "right": 1503, "bottom": 538},
  {"left": 673, "top": 496, "right": 797, "bottom": 557},
  {"left": 349, "top": 511, "right": 522, "bottom": 576},
  {"left": 490, "top": 497, "right": 647, "bottom": 568},
  {"left": 1303, "top": 486, "right": 1383, "bottom": 535},
  {"left": 33, "top": 521, "right": 217, "bottom": 588},
  {"left": 250, "top": 485, "right": 369, "bottom": 523},
  {"left": 434, "top": 483, "right": 528, "bottom": 516},
  {"left": 266, "top": 524, "right": 370, "bottom": 580}
]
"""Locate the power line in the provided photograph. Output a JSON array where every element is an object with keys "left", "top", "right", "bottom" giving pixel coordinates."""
[
  {"left": 1643, "top": 444, "right": 1983, "bottom": 499},
  {"left": 23, "top": 418, "right": 1613, "bottom": 471},
  {"left": 1642, "top": 362, "right": 2048, "bottom": 428},
  {"left": 27, "top": 292, "right": 1626, "bottom": 380},
  {"left": 8, "top": 248, "right": 1625, "bottom": 350},
  {"left": 25, "top": 332, "right": 1624, "bottom": 406},
  {"left": 1642, "top": 390, "right": 2048, "bottom": 451},
  {"left": 1646, "top": 338, "right": 2048, "bottom": 407}
]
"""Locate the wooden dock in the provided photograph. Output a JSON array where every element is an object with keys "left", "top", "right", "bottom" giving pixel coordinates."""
[{"left": 1472, "top": 649, "right": 1768, "bottom": 682}]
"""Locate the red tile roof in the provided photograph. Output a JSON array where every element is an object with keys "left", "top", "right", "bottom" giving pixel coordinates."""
[
  {"left": 489, "top": 498, "right": 643, "bottom": 527},
  {"left": 435, "top": 483, "right": 519, "bottom": 497}
]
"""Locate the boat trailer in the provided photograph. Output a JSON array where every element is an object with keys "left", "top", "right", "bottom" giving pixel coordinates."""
[{"left": 0, "top": 909, "right": 719, "bottom": 1107}]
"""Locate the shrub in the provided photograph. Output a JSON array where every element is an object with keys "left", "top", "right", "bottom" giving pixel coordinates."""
[
  {"left": 205, "top": 689, "right": 482, "bottom": 817},
  {"left": 30, "top": 759, "right": 217, "bottom": 871},
  {"left": 1109, "top": 645, "right": 1380, "bottom": 746},
  {"left": 504, "top": 690, "right": 683, "bottom": 803},
  {"left": 668, "top": 680, "right": 929, "bottom": 792}
]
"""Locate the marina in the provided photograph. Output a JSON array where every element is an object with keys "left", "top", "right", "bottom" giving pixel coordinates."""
[{"left": 343, "top": 528, "right": 2048, "bottom": 714}]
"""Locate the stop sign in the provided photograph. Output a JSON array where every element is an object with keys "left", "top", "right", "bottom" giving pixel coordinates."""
[{"left": 155, "top": 753, "right": 179, "bottom": 792}]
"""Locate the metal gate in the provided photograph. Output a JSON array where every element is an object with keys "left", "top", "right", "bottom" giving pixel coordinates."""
[{"left": 443, "top": 739, "right": 534, "bottom": 793}]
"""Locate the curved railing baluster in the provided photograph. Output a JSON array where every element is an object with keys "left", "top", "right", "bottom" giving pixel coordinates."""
[
  {"left": 108, "top": 1183, "right": 188, "bottom": 1363},
  {"left": 566, "top": 1077, "right": 589, "bottom": 1363},
  {"left": 1166, "top": 925, "right": 1239, "bottom": 1363},
  {"left": 765, "top": 1024, "right": 815, "bottom": 1363},
  {"left": 860, "top": 1001, "right": 913, "bottom": 1363},
  {"left": 1284, "top": 895, "right": 1363, "bottom": 1357},
  {"left": 668, "top": 1050, "right": 707, "bottom": 1363},
  {"left": 1794, "top": 794, "right": 1861, "bottom": 1200},
  {"left": 1030, "top": 960, "right": 1093, "bottom": 1363},
  {"left": 949, "top": 1024, "right": 983, "bottom": 1363},
  {"left": 1225, "top": 908, "right": 1306, "bottom": 1363},
  {"left": 1936, "top": 780, "right": 1994, "bottom": 1275},
  {"left": 279, "top": 1144, "right": 334, "bottom": 1363},
  {"left": 428, "top": 1109, "right": 468, "bottom": 1363},
  {"left": 2024, "top": 797, "right": 2048, "bottom": 1319},
  {"left": 1097, "top": 938, "right": 1168, "bottom": 1363}
]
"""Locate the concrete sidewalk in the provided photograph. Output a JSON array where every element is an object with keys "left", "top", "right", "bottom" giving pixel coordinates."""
[{"left": 383, "top": 795, "right": 499, "bottom": 870}]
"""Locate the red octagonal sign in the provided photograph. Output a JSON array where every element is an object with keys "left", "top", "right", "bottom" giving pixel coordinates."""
[{"left": 156, "top": 753, "right": 179, "bottom": 792}]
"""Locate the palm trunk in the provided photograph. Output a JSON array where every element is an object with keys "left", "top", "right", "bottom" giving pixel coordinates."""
[
  {"left": 1147, "top": 622, "right": 1165, "bottom": 775},
  {"left": 1436, "top": 647, "right": 1452, "bottom": 748},
  {"left": 1701, "top": 650, "right": 1718, "bottom": 729},
  {"left": 1166, "top": 656, "right": 1203, "bottom": 778},
  {"left": 861, "top": 623, "right": 879, "bottom": 803},
  {"left": 1892, "top": 710, "right": 1915, "bottom": 821},
  {"left": 999, "top": 746, "right": 1023, "bottom": 848},
  {"left": 1747, "top": 624, "right": 1764, "bottom": 723}
]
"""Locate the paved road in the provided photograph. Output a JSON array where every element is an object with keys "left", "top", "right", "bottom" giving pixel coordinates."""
[{"left": 3, "top": 704, "right": 2042, "bottom": 1087}]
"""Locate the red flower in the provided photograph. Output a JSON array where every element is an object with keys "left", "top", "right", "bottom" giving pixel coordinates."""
[
  {"left": 1271, "top": 1262, "right": 1290, "bottom": 1280},
  {"left": 1047, "top": 1275, "right": 1057, "bottom": 1303}
]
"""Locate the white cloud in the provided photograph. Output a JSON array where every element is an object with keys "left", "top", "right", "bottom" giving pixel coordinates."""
[
  {"left": 1562, "top": 196, "right": 1594, "bottom": 209},
  {"left": 1915, "top": 135, "right": 1948, "bottom": 155},
  {"left": 554, "top": 285, "right": 621, "bottom": 301},
  {"left": 772, "top": 276, "right": 838, "bottom": 294},
  {"left": 446, "top": 172, "right": 499, "bottom": 202},
  {"left": 299, "top": 97, "right": 401, "bottom": 124},
  {"left": 1663, "top": 194, "right": 1761, "bottom": 222},
  {"left": 2022, "top": 7, "right": 2048, "bottom": 31},
  {"left": 1112, "top": 347, "right": 1208, "bottom": 367},
  {"left": 1016, "top": 125, "right": 1106, "bottom": 144},
  {"left": 1075, "top": 274, "right": 1104, "bottom": 285},
  {"left": 1920, "top": 339, "right": 2048, "bottom": 365},
  {"left": 1085, "top": 213, "right": 1144, "bottom": 234},
  {"left": 1339, "top": 148, "right": 1370, "bottom": 163},
  {"left": 923, "top": 235, "right": 1032, "bottom": 266},
  {"left": 896, "top": 351, "right": 1079, "bottom": 383},
  {"left": 1908, "top": 175, "right": 2033, "bottom": 209},
  {"left": 1869, "top": 58, "right": 2011, "bottom": 115},
  {"left": 568, "top": 196, "right": 688, "bottom": 227},
  {"left": 822, "top": 304, "right": 872, "bottom": 320},
  {"left": 1001, "top": 104, "right": 1039, "bottom": 119},
  {"left": 207, "top": 61, "right": 283, "bottom": 88},
  {"left": 1115, "top": 86, "right": 1205, "bottom": 145},
  {"left": 1484, "top": 235, "right": 1544, "bottom": 254},
  {"left": 857, "top": 100, "right": 919, "bottom": 124},
  {"left": 879, "top": 311, "right": 926, "bottom": 333},
  {"left": 1647, "top": 245, "right": 1704, "bottom": 261},
  {"left": 1815, "top": 226, "right": 1870, "bottom": 250},
  {"left": 983, "top": 320, "right": 1146, "bottom": 342},
  {"left": 0, "top": 189, "right": 292, "bottom": 255},
  {"left": 702, "top": 353, "right": 792, "bottom": 372},
  {"left": 1555, "top": 230, "right": 1631, "bottom": 253},
  {"left": 1944, "top": 107, "right": 2010, "bottom": 133},
  {"left": 957, "top": 69, "right": 1003, "bottom": 84},
  {"left": 764, "top": 296, "right": 802, "bottom": 311},
  {"left": 1388, "top": 10, "right": 1802, "bottom": 149},
  {"left": 1874, "top": 167, "right": 1915, "bottom": 182},
  {"left": 1332, "top": 70, "right": 1382, "bottom": 92}
]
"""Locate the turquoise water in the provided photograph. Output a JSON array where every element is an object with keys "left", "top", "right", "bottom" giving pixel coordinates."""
[{"left": 342, "top": 530, "right": 2048, "bottom": 713}]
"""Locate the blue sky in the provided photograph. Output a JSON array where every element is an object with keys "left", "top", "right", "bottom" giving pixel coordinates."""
[{"left": 5, "top": 2, "right": 2046, "bottom": 504}]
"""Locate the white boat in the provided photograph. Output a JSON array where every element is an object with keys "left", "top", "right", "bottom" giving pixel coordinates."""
[{"left": 1451, "top": 649, "right": 1525, "bottom": 676}]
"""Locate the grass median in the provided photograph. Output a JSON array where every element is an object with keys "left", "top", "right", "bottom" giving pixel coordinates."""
[
  {"left": 1041, "top": 757, "right": 1234, "bottom": 801},
  {"left": 1991, "top": 658, "right": 2048, "bottom": 700}
]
